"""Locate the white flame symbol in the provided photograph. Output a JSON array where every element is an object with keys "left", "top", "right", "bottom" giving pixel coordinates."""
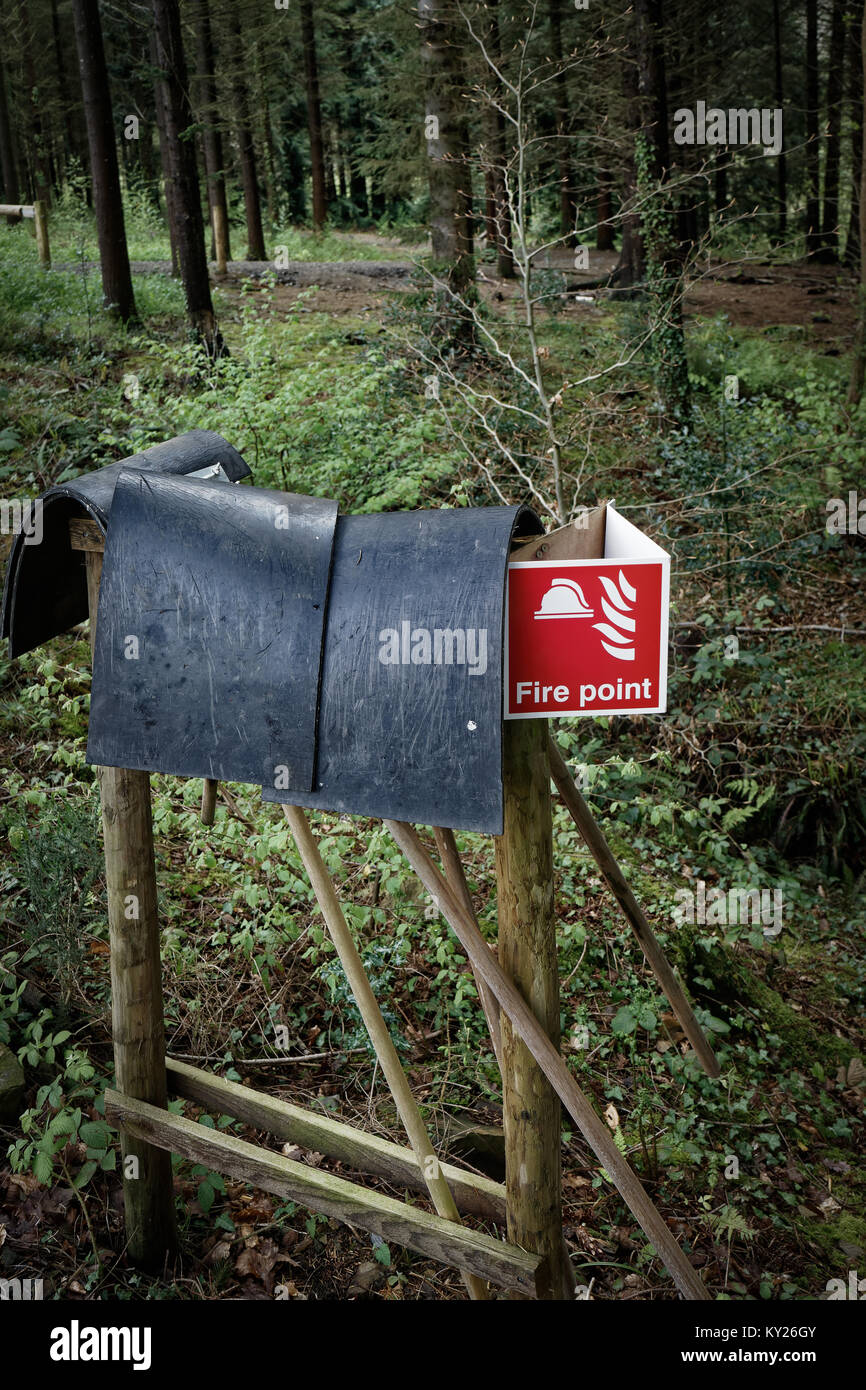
[{"left": 592, "top": 570, "right": 636, "bottom": 660}]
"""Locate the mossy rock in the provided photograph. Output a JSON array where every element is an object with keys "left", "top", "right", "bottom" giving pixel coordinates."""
[{"left": 668, "top": 923, "right": 854, "bottom": 1069}]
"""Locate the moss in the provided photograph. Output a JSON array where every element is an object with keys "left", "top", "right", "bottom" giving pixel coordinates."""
[
  {"left": 669, "top": 922, "right": 855, "bottom": 1069},
  {"left": 798, "top": 1210, "right": 866, "bottom": 1286}
]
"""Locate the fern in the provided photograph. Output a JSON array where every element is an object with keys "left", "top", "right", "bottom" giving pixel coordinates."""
[{"left": 709, "top": 1204, "right": 756, "bottom": 1244}]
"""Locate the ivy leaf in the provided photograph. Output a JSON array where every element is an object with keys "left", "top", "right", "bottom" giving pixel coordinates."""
[{"left": 611, "top": 1006, "right": 637, "bottom": 1036}]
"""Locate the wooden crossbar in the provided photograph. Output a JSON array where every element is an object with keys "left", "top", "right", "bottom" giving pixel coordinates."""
[
  {"left": 104, "top": 1090, "right": 541, "bottom": 1295},
  {"left": 166, "top": 1058, "right": 506, "bottom": 1223}
]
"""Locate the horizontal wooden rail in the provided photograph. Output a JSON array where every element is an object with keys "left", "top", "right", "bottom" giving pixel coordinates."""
[
  {"left": 105, "top": 1089, "right": 540, "bottom": 1294},
  {"left": 166, "top": 1058, "right": 506, "bottom": 1223}
]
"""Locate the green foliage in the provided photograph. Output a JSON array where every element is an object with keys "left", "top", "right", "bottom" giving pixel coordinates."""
[
  {"left": 6, "top": 795, "right": 105, "bottom": 1004},
  {"left": 7, "top": 1048, "right": 106, "bottom": 1191}
]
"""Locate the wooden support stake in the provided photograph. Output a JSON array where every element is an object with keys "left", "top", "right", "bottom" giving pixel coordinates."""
[
  {"left": 492, "top": 720, "right": 572, "bottom": 1300},
  {"left": 433, "top": 827, "right": 501, "bottom": 1069},
  {"left": 33, "top": 200, "right": 50, "bottom": 268},
  {"left": 384, "top": 819, "right": 711, "bottom": 1301},
  {"left": 282, "top": 804, "right": 488, "bottom": 1300},
  {"left": 82, "top": 544, "right": 176, "bottom": 1268},
  {"left": 105, "top": 1090, "right": 541, "bottom": 1295},
  {"left": 166, "top": 1057, "right": 506, "bottom": 1222},
  {"left": 547, "top": 737, "right": 721, "bottom": 1079},
  {"left": 200, "top": 778, "right": 218, "bottom": 825}
]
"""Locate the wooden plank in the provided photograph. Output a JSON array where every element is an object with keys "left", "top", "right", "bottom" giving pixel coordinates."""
[
  {"left": 69, "top": 517, "right": 105, "bottom": 552},
  {"left": 384, "top": 819, "right": 711, "bottom": 1302},
  {"left": 547, "top": 737, "right": 721, "bottom": 1079},
  {"left": 494, "top": 721, "right": 572, "bottom": 1300},
  {"left": 166, "top": 1057, "right": 506, "bottom": 1223},
  {"left": 282, "top": 804, "right": 488, "bottom": 1300},
  {"left": 510, "top": 504, "right": 607, "bottom": 562},
  {"left": 87, "top": 550, "right": 176, "bottom": 1268},
  {"left": 0, "top": 204, "right": 34, "bottom": 218},
  {"left": 104, "top": 1089, "right": 541, "bottom": 1295}
]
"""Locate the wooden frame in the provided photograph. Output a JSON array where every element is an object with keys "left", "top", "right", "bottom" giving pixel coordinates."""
[{"left": 72, "top": 516, "right": 716, "bottom": 1300}]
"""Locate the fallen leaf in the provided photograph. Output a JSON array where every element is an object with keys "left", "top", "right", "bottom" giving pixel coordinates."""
[
  {"left": 205, "top": 1240, "right": 232, "bottom": 1266},
  {"left": 604, "top": 1103, "right": 620, "bottom": 1130}
]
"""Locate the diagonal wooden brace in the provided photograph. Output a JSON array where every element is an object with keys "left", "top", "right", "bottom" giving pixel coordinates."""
[
  {"left": 384, "top": 819, "right": 711, "bottom": 1302},
  {"left": 546, "top": 737, "right": 721, "bottom": 1079}
]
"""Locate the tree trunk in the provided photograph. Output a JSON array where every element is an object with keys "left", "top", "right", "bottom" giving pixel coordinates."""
[
  {"left": 487, "top": 0, "right": 513, "bottom": 278},
  {"left": 548, "top": 0, "right": 575, "bottom": 242},
  {"left": 227, "top": 8, "right": 266, "bottom": 260},
  {"left": 150, "top": 0, "right": 220, "bottom": 349},
  {"left": 71, "top": 0, "right": 137, "bottom": 323},
  {"left": 150, "top": 25, "right": 180, "bottom": 276},
  {"left": 634, "top": 0, "right": 689, "bottom": 424},
  {"left": 805, "top": 0, "right": 822, "bottom": 258},
  {"left": 300, "top": 0, "right": 327, "bottom": 231},
  {"left": 419, "top": 0, "right": 476, "bottom": 300},
  {"left": 20, "top": 5, "right": 53, "bottom": 207},
  {"left": 617, "top": 34, "right": 645, "bottom": 290},
  {"left": 845, "top": 0, "right": 865, "bottom": 268},
  {"left": 51, "top": 0, "right": 81, "bottom": 188},
  {"left": 596, "top": 171, "right": 614, "bottom": 250},
  {"left": 822, "top": 0, "right": 846, "bottom": 258},
  {"left": 193, "top": 0, "right": 231, "bottom": 274},
  {"left": 0, "top": 57, "right": 18, "bottom": 212},
  {"left": 847, "top": 0, "right": 866, "bottom": 404},
  {"left": 772, "top": 0, "right": 787, "bottom": 243},
  {"left": 714, "top": 148, "right": 727, "bottom": 215}
]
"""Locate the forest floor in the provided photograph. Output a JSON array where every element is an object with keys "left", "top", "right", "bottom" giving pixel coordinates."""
[{"left": 0, "top": 218, "right": 864, "bottom": 1302}]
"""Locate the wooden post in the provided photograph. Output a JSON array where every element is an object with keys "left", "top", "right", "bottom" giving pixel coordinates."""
[
  {"left": 82, "top": 539, "right": 176, "bottom": 1268},
  {"left": 200, "top": 777, "right": 218, "bottom": 825},
  {"left": 493, "top": 720, "right": 572, "bottom": 1300},
  {"left": 33, "top": 200, "right": 50, "bottom": 268}
]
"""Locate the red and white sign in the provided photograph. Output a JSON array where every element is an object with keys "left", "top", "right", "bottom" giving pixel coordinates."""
[{"left": 505, "top": 506, "right": 670, "bottom": 718}]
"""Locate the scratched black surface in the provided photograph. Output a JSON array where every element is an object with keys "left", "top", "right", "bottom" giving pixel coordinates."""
[
  {"left": 263, "top": 503, "right": 543, "bottom": 833},
  {"left": 1, "top": 430, "right": 251, "bottom": 657},
  {"left": 86, "top": 470, "right": 338, "bottom": 793}
]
